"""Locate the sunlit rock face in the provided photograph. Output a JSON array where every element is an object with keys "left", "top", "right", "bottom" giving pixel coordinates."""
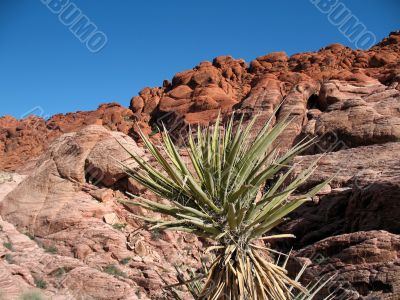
[{"left": 0, "top": 31, "right": 399, "bottom": 299}]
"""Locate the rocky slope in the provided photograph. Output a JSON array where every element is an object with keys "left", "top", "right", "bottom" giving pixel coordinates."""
[
  {"left": 0, "top": 126, "right": 204, "bottom": 299},
  {"left": 0, "top": 31, "right": 399, "bottom": 299},
  {"left": 1, "top": 31, "right": 399, "bottom": 171}
]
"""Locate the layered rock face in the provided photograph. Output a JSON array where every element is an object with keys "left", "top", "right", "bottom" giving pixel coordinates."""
[
  {"left": 290, "top": 231, "right": 400, "bottom": 300},
  {"left": 0, "top": 103, "right": 135, "bottom": 172},
  {"left": 0, "top": 31, "right": 399, "bottom": 299},
  {"left": 2, "top": 32, "right": 399, "bottom": 170},
  {"left": 282, "top": 142, "right": 400, "bottom": 299},
  {"left": 129, "top": 31, "right": 400, "bottom": 148},
  {"left": 0, "top": 126, "right": 204, "bottom": 299}
]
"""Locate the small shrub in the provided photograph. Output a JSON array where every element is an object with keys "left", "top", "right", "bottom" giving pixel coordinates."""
[
  {"left": 119, "top": 257, "right": 131, "bottom": 265},
  {"left": 149, "top": 126, "right": 159, "bottom": 137},
  {"left": 3, "top": 242, "right": 13, "bottom": 251},
  {"left": 150, "top": 229, "right": 162, "bottom": 240},
  {"left": 313, "top": 254, "right": 327, "bottom": 264},
  {"left": 44, "top": 245, "right": 58, "bottom": 254},
  {"left": 53, "top": 267, "right": 65, "bottom": 278},
  {"left": 112, "top": 223, "right": 127, "bottom": 231},
  {"left": 135, "top": 289, "right": 143, "bottom": 299},
  {"left": 33, "top": 277, "right": 47, "bottom": 289},
  {"left": 19, "top": 291, "right": 45, "bottom": 300},
  {"left": 103, "top": 264, "right": 127, "bottom": 278},
  {"left": 24, "top": 232, "right": 35, "bottom": 240},
  {"left": 4, "top": 254, "right": 14, "bottom": 264},
  {"left": 123, "top": 115, "right": 133, "bottom": 122}
]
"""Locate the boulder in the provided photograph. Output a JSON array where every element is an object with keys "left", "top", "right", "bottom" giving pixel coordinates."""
[
  {"left": 292, "top": 231, "right": 400, "bottom": 300},
  {"left": 0, "top": 125, "right": 204, "bottom": 299},
  {"left": 281, "top": 142, "right": 400, "bottom": 247}
]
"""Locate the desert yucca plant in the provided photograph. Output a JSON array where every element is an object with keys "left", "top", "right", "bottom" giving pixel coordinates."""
[
  {"left": 169, "top": 260, "right": 335, "bottom": 300},
  {"left": 119, "top": 112, "right": 331, "bottom": 300}
]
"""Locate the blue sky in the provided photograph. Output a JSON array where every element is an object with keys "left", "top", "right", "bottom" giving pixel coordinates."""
[{"left": 1, "top": 0, "right": 399, "bottom": 119}]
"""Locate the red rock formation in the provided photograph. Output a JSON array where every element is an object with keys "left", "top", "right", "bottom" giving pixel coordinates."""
[
  {"left": 1, "top": 31, "right": 399, "bottom": 171},
  {"left": 280, "top": 142, "right": 400, "bottom": 247},
  {"left": 0, "top": 103, "right": 135, "bottom": 171},
  {"left": 291, "top": 231, "right": 400, "bottom": 299},
  {"left": 0, "top": 126, "right": 204, "bottom": 299},
  {"left": 0, "top": 31, "right": 399, "bottom": 299}
]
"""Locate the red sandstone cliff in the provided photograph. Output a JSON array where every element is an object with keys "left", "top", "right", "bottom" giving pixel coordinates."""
[
  {"left": 0, "top": 31, "right": 399, "bottom": 299},
  {"left": 1, "top": 31, "right": 399, "bottom": 172}
]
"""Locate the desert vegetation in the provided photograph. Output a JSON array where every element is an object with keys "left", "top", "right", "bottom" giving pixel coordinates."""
[{"left": 120, "top": 113, "right": 332, "bottom": 299}]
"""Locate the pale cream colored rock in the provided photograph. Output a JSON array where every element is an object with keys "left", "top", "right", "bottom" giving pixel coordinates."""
[
  {"left": 0, "top": 125, "right": 202, "bottom": 299},
  {"left": 86, "top": 128, "right": 145, "bottom": 187},
  {"left": 103, "top": 212, "right": 120, "bottom": 225},
  {"left": 0, "top": 172, "right": 26, "bottom": 203}
]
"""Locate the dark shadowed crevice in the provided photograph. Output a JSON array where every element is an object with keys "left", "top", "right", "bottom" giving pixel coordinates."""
[
  {"left": 84, "top": 161, "right": 105, "bottom": 188},
  {"left": 353, "top": 281, "right": 393, "bottom": 296},
  {"left": 306, "top": 94, "right": 323, "bottom": 111}
]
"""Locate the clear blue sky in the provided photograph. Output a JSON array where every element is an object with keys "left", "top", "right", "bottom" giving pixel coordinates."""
[{"left": 1, "top": 0, "right": 399, "bottom": 119}]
